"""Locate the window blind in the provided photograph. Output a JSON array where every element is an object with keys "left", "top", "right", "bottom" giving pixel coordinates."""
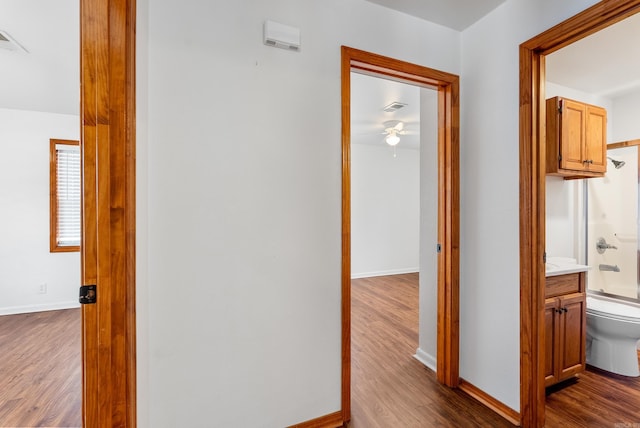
[{"left": 56, "top": 144, "right": 81, "bottom": 247}]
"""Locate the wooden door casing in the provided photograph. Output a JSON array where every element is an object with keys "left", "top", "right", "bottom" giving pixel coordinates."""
[
  {"left": 341, "top": 46, "right": 460, "bottom": 423},
  {"left": 520, "top": 1, "right": 640, "bottom": 425},
  {"left": 80, "top": 0, "right": 136, "bottom": 426}
]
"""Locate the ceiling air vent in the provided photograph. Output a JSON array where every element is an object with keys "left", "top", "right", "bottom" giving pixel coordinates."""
[
  {"left": 0, "top": 30, "right": 27, "bottom": 53},
  {"left": 382, "top": 101, "right": 407, "bottom": 112}
]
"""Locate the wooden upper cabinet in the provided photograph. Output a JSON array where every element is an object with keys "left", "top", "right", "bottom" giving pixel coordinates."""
[{"left": 546, "top": 96, "right": 607, "bottom": 178}]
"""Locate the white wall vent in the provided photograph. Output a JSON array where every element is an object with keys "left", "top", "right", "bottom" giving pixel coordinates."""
[
  {"left": 0, "top": 30, "right": 27, "bottom": 53},
  {"left": 263, "top": 20, "right": 300, "bottom": 52}
]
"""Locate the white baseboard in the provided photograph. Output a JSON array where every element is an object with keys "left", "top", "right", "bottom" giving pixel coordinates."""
[
  {"left": 414, "top": 347, "right": 436, "bottom": 372},
  {"left": 351, "top": 267, "right": 419, "bottom": 279},
  {"left": 0, "top": 301, "right": 80, "bottom": 316}
]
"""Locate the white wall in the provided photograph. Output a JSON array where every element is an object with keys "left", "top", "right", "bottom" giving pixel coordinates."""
[
  {"left": 140, "top": 1, "right": 461, "bottom": 426},
  {"left": 611, "top": 87, "right": 640, "bottom": 142},
  {"left": 351, "top": 144, "right": 420, "bottom": 278},
  {"left": 416, "top": 88, "right": 439, "bottom": 370},
  {"left": 0, "top": 108, "right": 80, "bottom": 315},
  {"left": 460, "top": 0, "right": 600, "bottom": 411}
]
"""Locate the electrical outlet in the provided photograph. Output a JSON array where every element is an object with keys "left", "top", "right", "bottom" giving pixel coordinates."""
[{"left": 38, "top": 283, "right": 47, "bottom": 294}]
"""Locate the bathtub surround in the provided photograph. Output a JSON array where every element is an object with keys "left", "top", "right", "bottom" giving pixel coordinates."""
[{"left": 587, "top": 145, "right": 639, "bottom": 300}]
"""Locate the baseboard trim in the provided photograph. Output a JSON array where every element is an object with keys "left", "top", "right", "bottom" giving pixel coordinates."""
[
  {"left": 288, "top": 410, "right": 344, "bottom": 428},
  {"left": 0, "top": 301, "right": 80, "bottom": 316},
  {"left": 458, "top": 379, "right": 520, "bottom": 426},
  {"left": 413, "top": 348, "right": 437, "bottom": 372},
  {"left": 351, "top": 268, "right": 419, "bottom": 279}
]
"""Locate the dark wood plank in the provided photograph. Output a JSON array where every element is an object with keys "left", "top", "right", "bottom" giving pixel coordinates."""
[
  {"left": 0, "top": 309, "right": 81, "bottom": 427},
  {"left": 349, "top": 274, "right": 515, "bottom": 428}
]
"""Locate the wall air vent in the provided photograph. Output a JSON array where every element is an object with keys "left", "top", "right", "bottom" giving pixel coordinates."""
[
  {"left": 382, "top": 102, "right": 407, "bottom": 112},
  {"left": 263, "top": 20, "right": 301, "bottom": 52},
  {"left": 0, "top": 30, "right": 28, "bottom": 53}
]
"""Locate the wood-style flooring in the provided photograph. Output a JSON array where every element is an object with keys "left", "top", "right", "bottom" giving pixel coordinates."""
[
  {"left": 0, "top": 309, "right": 81, "bottom": 428},
  {"left": 350, "top": 274, "right": 514, "bottom": 427},
  {"left": 351, "top": 273, "right": 640, "bottom": 427}
]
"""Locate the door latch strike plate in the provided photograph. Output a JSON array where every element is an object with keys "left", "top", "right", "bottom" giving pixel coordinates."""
[{"left": 79, "top": 285, "right": 97, "bottom": 304}]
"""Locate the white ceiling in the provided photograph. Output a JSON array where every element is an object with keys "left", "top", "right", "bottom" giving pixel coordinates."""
[
  {"left": 351, "top": 73, "right": 424, "bottom": 150},
  {"left": 545, "top": 12, "right": 640, "bottom": 97},
  {"left": 0, "top": 0, "right": 79, "bottom": 116},
  {"left": 365, "top": 0, "right": 508, "bottom": 31}
]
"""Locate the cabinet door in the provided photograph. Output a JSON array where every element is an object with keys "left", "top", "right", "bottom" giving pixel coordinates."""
[
  {"left": 585, "top": 105, "right": 607, "bottom": 173},
  {"left": 558, "top": 293, "right": 586, "bottom": 381},
  {"left": 560, "top": 99, "right": 586, "bottom": 172},
  {"left": 544, "top": 298, "right": 560, "bottom": 387}
]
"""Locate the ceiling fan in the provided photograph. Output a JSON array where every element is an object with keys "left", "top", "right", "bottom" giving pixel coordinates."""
[{"left": 382, "top": 120, "right": 406, "bottom": 146}]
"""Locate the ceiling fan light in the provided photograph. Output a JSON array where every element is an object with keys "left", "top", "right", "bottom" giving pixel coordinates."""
[{"left": 385, "top": 133, "right": 400, "bottom": 146}]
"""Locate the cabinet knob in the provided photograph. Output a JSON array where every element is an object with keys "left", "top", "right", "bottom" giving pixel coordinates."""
[{"left": 563, "top": 307, "right": 568, "bottom": 313}]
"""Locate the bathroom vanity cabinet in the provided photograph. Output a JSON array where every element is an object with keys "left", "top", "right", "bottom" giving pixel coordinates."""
[
  {"left": 544, "top": 271, "right": 587, "bottom": 387},
  {"left": 545, "top": 96, "right": 607, "bottom": 178}
]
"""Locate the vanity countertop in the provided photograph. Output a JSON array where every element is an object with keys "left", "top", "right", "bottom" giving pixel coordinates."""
[{"left": 545, "top": 257, "right": 590, "bottom": 277}]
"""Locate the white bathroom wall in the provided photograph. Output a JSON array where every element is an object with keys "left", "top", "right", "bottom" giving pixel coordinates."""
[
  {"left": 141, "top": 1, "right": 461, "bottom": 426},
  {"left": 351, "top": 144, "right": 420, "bottom": 278},
  {"left": 0, "top": 108, "right": 80, "bottom": 315},
  {"left": 611, "top": 87, "right": 640, "bottom": 142},
  {"left": 460, "top": 0, "right": 600, "bottom": 411}
]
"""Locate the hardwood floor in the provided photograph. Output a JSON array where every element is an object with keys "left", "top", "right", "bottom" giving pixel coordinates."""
[
  {"left": 350, "top": 274, "right": 514, "bottom": 427},
  {"left": 351, "top": 273, "right": 640, "bottom": 427},
  {"left": 546, "top": 352, "right": 640, "bottom": 427},
  {"left": 0, "top": 309, "right": 81, "bottom": 427}
]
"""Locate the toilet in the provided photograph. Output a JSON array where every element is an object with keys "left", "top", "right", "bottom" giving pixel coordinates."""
[{"left": 586, "top": 295, "right": 640, "bottom": 377}]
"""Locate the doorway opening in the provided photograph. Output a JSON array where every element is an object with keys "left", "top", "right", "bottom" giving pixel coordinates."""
[
  {"left": 349, "top": 71, "right": 437, "bottom": 424},
  {"left": 341, "top": 46, "right": 460, "bottom": 422},
  {"left": 519, "top": 1, "right": 640, "bottom": 426}
]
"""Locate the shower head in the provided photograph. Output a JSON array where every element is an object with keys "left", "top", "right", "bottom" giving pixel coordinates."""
[{"left": 607, "top": 156, "right": 626, "bottom": 169}]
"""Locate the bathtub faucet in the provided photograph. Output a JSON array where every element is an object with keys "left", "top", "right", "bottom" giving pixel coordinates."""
[
  {"left": 596, "top": 237, "right": 617, "bottom": 254},
  {"left": 599, "top": 264, "right": 620, "bottom": 272}
]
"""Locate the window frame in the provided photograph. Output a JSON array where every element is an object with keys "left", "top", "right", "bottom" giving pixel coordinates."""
[{"left": 50, "top": 138, "right": 81, "bottom": 253}]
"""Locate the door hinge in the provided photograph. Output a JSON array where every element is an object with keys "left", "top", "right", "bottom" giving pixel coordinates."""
[
  {"left": 437, "top": 243, "right": 442, "bottom": 253},
  {"left": 543, "top": 252, "right": 547, "bottom": 264},
  {"left": 79, "top": 285, "right": 97, "bottom": 304},
  {"left": 558, "top": 99, "right": 563, "bottom": 114}
]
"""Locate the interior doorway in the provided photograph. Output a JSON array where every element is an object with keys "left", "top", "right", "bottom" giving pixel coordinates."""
[
  {"left": 340, "top": 46, "right": 460, "bottom": 422},
  {"left": 519, "top": 1, "right": 640, "bottom": 426},
  {"left": 349, "top": 69, "right": 439, "bottom": 424}
]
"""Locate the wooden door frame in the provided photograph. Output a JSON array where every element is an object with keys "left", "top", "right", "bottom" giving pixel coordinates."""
[
  {"left": 80, "top": 0, "right": 137, "bottom": 426},
  {"left": 341, "top": 46, "right": 460, "bottom": 422},
  {"left": 519, "top": 1, "right": 640, "bottom": 426}
]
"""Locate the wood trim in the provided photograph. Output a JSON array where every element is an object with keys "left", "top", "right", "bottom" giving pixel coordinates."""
[
  {"left": 340, "top": 45, "right": 352, "bottom": 423},
  {"left": 608, "top": 138, "right": 640, "bottom": 149},
  {"left": 459, "top": 379, "right": 521, "bottom": 426},
  {"left": 519, "top": 1, "right": 640, "bottom": 426},
  {"left": 50, "top": 138, "right": 81, "bottom": 253},
  {"left": 80, "top": 0, "right": 136, "bottom": 426},
  {"left": 288, "top": 411, "right": 345, "bottom": 428},
  {"left": 341, "top": 46, "right": 460, "bottom": 422}
]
